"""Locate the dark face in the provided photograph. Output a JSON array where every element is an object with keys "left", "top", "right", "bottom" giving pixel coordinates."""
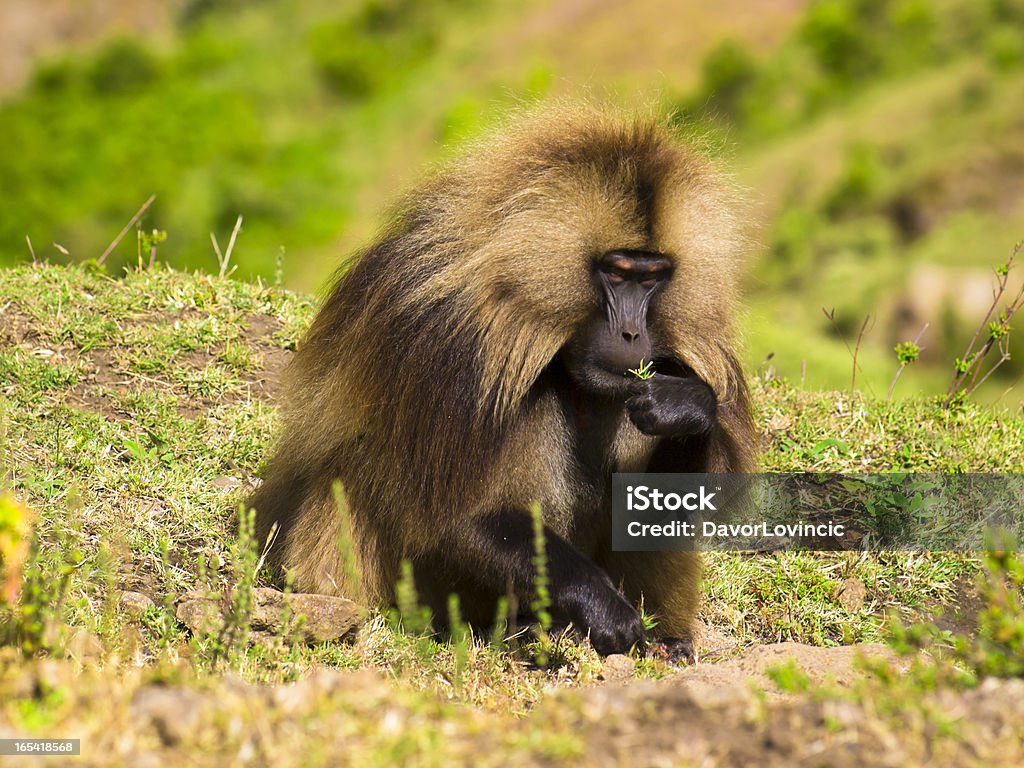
[{"left": 561, "top": 249, "right": 672, "bottom": 396}]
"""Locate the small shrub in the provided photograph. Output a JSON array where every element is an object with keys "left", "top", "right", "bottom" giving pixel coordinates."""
[
  {"left": 697, "top": 40, "right": 759, "bottom": 121},
  {"left": 0, "top": 492, "right": 33, "bottom": 607},
  {"left": 888, "top": 544, "right": 1024, "bottom": 683},
  {"left": 800, "top": 0, "right": 882, "bottom": 84},
  {"left": 308, "top": 0, "right": 438, "bottom": 100},
  {"left": 824, "top": 143, "right": 885, "bottom": 218},
  {"left": 31, "top": 58, "right": 77, "bottom": 93},
  {"left": 87, "top": 38, "right": 162, "bottom": 95},
  {"left": 985, "top": 27, "right": 1024, "bottom": 70},
  {"left": 0, "top": 495, "right": 84, "bottom": 655}
]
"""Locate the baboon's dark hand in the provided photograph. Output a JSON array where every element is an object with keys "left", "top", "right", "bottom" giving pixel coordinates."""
[
  {"left": 627, "top": 374, "right": 717, "bottom": 437},
  {"left": 558, "top": 571, "right": 646, "bottom": 655}
]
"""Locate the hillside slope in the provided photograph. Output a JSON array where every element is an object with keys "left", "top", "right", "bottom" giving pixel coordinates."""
[
  {"left": 3, "top": 0, "right": 1023, "bottom": 402},
  {"left": 2, "top": 263, "right": 1024, "bottom": 765}
]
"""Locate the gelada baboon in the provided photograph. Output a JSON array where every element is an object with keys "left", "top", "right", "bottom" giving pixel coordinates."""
[{"left": 251, "top": 105, "right": 756, "bottom": 658}]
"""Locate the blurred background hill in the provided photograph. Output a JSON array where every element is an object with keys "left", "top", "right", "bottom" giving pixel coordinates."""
[{"left": 2, "top": 0, "right": 1023, "bottom": 399}]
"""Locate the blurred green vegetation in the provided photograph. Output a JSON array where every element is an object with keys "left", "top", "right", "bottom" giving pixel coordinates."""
[
  {"left": 0, "top": 0, "right": 543, "bottom": 286},
  {"left": 682, "top": 0, "right": 1024, "bottom": 399},
  {"left": 2, "top": 0, "right": 1023, "bottom": 400}
]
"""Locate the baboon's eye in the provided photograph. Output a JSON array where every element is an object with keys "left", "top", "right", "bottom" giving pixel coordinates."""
[{"left": 606, "top": 272, "right": 625, "bottom": 285}]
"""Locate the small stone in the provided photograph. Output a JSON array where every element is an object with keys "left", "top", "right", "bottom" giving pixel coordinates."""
[
  {"left": 65, "top": 629, "right": 104, "bottom": 662},
  {"left": 119, "top": 591, "right": 155, "bottom": 618},
  {"left": 175, "top": 591, "right": 226, "bottom": 635},
  {"left": 175, "top": 588, "right": 363, "bottom": 644},
  {"left": 131, "top": 687, "right": 207, "bottom": 746},
  {"left": 251, "top": 588, "right": 363, "bottom": 643},
  {"left": 211, "top": 476, "right": 242, "bottom": 491},
  {"left": 600, "top": 654, "right": 636, "bottom": 682},
  {"left": 837, "top": 578, "right": 867, "bottom": 612}
]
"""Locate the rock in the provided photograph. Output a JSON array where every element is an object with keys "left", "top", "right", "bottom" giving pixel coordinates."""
[
  {"left": 270, "top": 668, "right": 387, "bottom": 714},
  {"left": 175, "top": 590, "right": 226, "bottom": 635},
  {"left": 251, "top": 588, "right": 363, "bottom": 643},
  {"left": 131, "top": 687, "right": 208, "bottom": 746},
  {"left": 837, "top": 578, "right": 867, "bottom": 612},
  {"left": 599, "top": 654, "right": 636, "bottom": 682},
  {"left": 211, "top": 476, "right": 241, "bottom": 491},
  {"left": 119, "top": 591, "right": 156, "bottom": 617},
  {"left": 65, "top": 629, "right": 104, "bottom": 662},
  {"left": 175, "top": 588, "right": 363, "bottom": 644}
]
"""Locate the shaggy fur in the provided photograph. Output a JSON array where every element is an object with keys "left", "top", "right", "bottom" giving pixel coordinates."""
[{"left": 250, "top": 105, "right": 757, "bottom": 642}]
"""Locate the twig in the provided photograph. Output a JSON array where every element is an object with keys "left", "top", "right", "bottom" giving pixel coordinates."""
[
  {"left": 224, "top": 215, "right": 242, "bottom": 276},
  {"left": 852, "top": 314, "right": 871, "bottom": 392},
  {"left": 98, "top": 194, "right": 156, "bottom": 265},
  {"left": 209, "top": 233, "right": 222, "bottom": 265},
  {"left": 967, "top": 287, "right": 1024, "bottom": 393},
  {"left": 211, "top": 215, "right": 243, "bottom": 278},
  {"left": 946, "top": 241, "right": 1024, "bottom": 402},
  {"left": 255, "top": 522, "right": 279, "bottom": 574},
  {"left": 25, "top": 236, "right": 37, "bottom": 265},
  {"left": 886, "top": 323, "right": 928, "bottom": 402},
  {"left": 822, "top": 308, "right": 875, "bottom": 396},
  {"left": 993, "top": 369, "right": 1024, "bottom": 405},
  {"left": 967, "top": 292, "right": 1023, "bottom": 391},
  {"left": 966, "top": 348, "right": 1012, "bottom": 397}
]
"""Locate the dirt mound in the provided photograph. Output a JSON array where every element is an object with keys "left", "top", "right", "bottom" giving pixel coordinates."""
[
  {"left": 673, "top": 640, "right": 898, "bottom": 700},
  {"left": 6, "top": 643, "right": 1019, "bottom": 767},
  {"left": 557, "top": 643, "right": 1024, "bottom": 767}
]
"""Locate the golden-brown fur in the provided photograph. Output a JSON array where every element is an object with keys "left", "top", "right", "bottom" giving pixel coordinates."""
[{"left": 251, "top": 104, "right": 757, "bottom": 645}]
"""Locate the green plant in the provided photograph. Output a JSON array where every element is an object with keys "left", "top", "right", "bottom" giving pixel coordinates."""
[
  {"left": 766, "top": 658, "right": 813, "bottom": 692},
  {"left": 627, "top": 359, "right": 656, "bottom": 380},
  {"left": 824, "top": 143, "right": 885, "bottom": 218},
  {"left": 800, "top": 0, "right": 883, "bottom": 85},
  {"left": 887, "top": 325, "right": 927, "bottom": 401},
  {"left": 946, "top": 241, "right": 1024, "bottom": 404},
  {"left": 821, "top": 308, "right": 873, "bottom": 393},
  {"left": 87, "top": 38, "right": 162, "bottom": 95},
  {"left": 696, "top": 39, "right": 759, "bottom": 120},
  {"left": 121, "top": 433, "right": 173, "bottom": 466},
  {"left": 391, "top": 559, "right": 437, "bottom": 664},
  {"left": 447, "top": 593, "right": 470, "bottom": 690},
  {"left": 137, "top": 228, "right": 167, "bottom": 270},
  {"left": 331, "top": 481, "right": 363, "bottom": 602},
  {"left": 490, "top": 595, "right": 509, "bottom": 650},
  {"left": 0, "top": 492, "right": 32, "bottom": 608},
  {"left": 529, "top": 501, "right": 553, "bottom": 666},
  {"left": 209, "top": 215, "right": 242, "bottom": 278},
  {"left": 196, "top": 505, "right": 260, "bottom": 669},
  {"left": 394, "top": 559, "right": 432, "bottom": 636},
  {"left": 638, "top": 600, "right": 659, "bottom": 632},
  {"left": 308, "top": 1, "right": 438, "bottom": 99},
  {"left": 2, "top": 498, "right": 84, "bottom": 655},
  {"left": 887, "top": 542, "right": 1024, "bottom": 683}
]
